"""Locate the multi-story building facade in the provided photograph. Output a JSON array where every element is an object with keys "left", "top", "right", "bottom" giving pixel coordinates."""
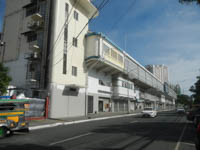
[
  {"left": 146, "top": 64, "right": 169, "bottom": 84},
  {"left": 1, "top": 0, "right": 98, "bottom": 118},
  {"left": 1, "top": 0, "right": 176, "bottom": 118}
]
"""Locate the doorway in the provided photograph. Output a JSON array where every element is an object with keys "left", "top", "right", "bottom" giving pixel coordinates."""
[{"left": 98, "top": 101, "right": 103, "bottom": 112}]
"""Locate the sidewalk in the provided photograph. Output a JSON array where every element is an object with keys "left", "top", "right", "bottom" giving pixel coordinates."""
[
  {"left": 29, "top": 110, "right": 142, "bottom": 130},
  {"left": 29, "top": 109, "right": 173, "bottom": 131}
]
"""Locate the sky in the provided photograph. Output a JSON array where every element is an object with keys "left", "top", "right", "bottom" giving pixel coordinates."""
[
  {"left": 0, "top": 0, "right": 200, "bottom": 95},
  {"left": 90, "top": 0, "right": 200, "bottom": 95},
  {"left": 0, "top": 0, "right": 5, "bottom": 32}
]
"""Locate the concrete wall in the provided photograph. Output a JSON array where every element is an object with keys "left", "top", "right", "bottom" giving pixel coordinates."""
[
  {"left": 49, "top": 83, "right": 86, "bottom": 118},
  {"left": 88, "top": 69, "right": 112, "bottom": 95},
  {"left": 112, "top": 77, "right": 135, "bottom": 98},
  {"left": 85, "top": 35, "right": 99, "bottom": 58},
  {"left": 49, "top": 0, "right": 89, "bottom": 87}
]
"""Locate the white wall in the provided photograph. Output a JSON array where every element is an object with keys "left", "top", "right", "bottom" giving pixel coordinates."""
[
  {"left": 88, "top": 69, "right": 112, "bottom": 95},
  {"left": 85, "top": 35, "right": 99, "bottom": 58},
  {"left": 113, "top": 77, "right": 135, "bottom": 98},
  {"left": 49, "top": 0, "right": 91, "bottom": 88}
]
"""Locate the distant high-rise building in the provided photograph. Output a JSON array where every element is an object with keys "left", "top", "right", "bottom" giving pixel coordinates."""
[
  {"left": 145, "top": 64, "right": 169, "bottom": 83},
  {"left": 174, "top": 84, "right": 181, "bottom": 95}
]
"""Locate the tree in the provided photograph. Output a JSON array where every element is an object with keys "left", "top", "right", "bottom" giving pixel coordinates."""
[
  {"left": 190, "top": 76, "right": 200, "bottom": 104},
  {"left": 179, "top": 0, "right": 200, "bottom": 4},
  {"left": 0, "top": 63, "right": 11, "bottom": 95},
  {"left": 176, "top": 94, "right": 192, "bottom": 106}
]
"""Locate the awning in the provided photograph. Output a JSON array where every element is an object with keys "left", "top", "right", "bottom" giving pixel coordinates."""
[{"left": 65, "top": 84, "right": 85, "bottom": 88}]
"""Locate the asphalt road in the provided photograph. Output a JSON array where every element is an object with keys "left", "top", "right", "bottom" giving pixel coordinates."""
[{"left": 0, "top": 111, "right": 197, "bottom": 150}]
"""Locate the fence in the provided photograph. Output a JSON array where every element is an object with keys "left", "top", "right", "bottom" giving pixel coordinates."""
[{"left": 25, "top": 97, "right": 49, "bottom": 120}]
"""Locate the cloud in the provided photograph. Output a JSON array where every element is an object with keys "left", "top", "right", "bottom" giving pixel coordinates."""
[
  {"left": 124, "top": 0, "right": 200, "bottom": 95},
  {"left": 90, "top": 0, "right": 200, "bottom": 95},
  {"left": 155, "top": 53, "right": 200, "bottom": 95}
]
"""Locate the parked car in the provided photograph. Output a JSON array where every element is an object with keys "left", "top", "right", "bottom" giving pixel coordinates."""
[
  {"left": 176, "top": 108, "right": 185, "bottom": 114},
  {"left": 186, "top": 105, "right": 200, "bottom": 121},
  {"left": 142, "top": 107, "right": 157, "bottom": 118}
]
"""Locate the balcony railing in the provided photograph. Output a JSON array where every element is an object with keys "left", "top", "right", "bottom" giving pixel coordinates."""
[
  {"left": 31, "top": 13, "right": 43, "bottom": 22},
  {"left": 29, "top": 40, "right": 41, "bottom": 51},
  {"left": 27, "top": 21, "right": 44, "bottom": 31}
]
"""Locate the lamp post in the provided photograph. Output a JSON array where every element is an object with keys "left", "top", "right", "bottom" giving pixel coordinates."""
[{"left": 0, "top": 41, "right": 6, "bottom": 63}]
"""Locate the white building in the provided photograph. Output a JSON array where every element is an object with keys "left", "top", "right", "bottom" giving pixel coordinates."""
[
  {"left": 1, "top": 0, "right": 98, "bottom": 118},
  {"left": 145, "top": 64, "right": 169, "bottom": 84},
  {"left": 1, "top": 0, "right": 176, "bottom": 118}
]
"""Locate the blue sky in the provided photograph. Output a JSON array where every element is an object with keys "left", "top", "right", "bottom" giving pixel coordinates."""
[
  {"left": 0, "top": 0, "right": 200, "bottom": 95},
  {"left": 0, "top": 0, "right": 5, "bottom": 32},
  {"left": 90, "top": 0, "right": 200, "bottom": 95}
]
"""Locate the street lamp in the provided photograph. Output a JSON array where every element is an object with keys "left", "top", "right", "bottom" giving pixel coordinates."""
[{"left": 0, "top": 41, "right": 6, "bottom": 63}]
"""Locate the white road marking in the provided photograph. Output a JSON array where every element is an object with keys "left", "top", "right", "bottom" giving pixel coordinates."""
[
  {"left": 174, "top": 123, "right": 187, "bottom": 150},
  {"left": 49, "top": 132, "right": 93, "bottom": 146},
  {"left": 181, "top": 142, "right": 195, "bottom": 147},
  {"left": 130, "top": 120, "right": 138, "bottom": 124}
]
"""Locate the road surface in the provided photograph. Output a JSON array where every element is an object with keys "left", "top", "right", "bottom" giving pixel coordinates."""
[{"left": 0, "top": 111, "right": 196, "bottom": 150}]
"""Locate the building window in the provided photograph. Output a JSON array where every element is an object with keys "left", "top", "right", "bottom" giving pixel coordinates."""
[
  {"left": 27, "top": 34, "right": 37, "bottom": 42},
  {"left": 65, "top": 3, "right": 69, "bottom": 18},
  {"left": 64, "top": 27, "right": 68, "bottom": 42},
  {"left": 111, "top": 49, "right": 117, "bottom": 60},
  {"left": 118, "top": 54, "right": 124, "bottom": 64},
  {"left": 72, "top": 37, "right": 78, "bottom": 47},
  {"left": 99, "top": 80, "right": 105, "bottom": 86},
  {"left": 74, "top": 10, "right": 79, "bottom": 21},
  {"left": 69, "top": 88, "right": 76, "bottom": 92},
  {"left": 72, "top": 66, "right": 77, "bottom": 76},
  {"left": 26, "top": 5, "right": 37, "bottom": 17},
  {"left": 103, "top": 43, "right": 110, "bottom": 56},
  {"left": 63, "top": 53, "right": 67, "bottom": 74},
  {"left": 122, "top": 81, "right": 125, "bottom": 87}
]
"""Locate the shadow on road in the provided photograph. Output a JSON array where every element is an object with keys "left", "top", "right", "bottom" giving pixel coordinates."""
[
  {"left": 88, "top": 116, "right": 195, "bottom": 150},
  {"left": 0, "top": 144, "right": 64, "bottom": 150},
  {"left": 158, "top": 111, "right": 185, "bottom": 117}
]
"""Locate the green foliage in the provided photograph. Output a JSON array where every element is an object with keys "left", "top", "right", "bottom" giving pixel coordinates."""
[
  {"left": 176, "top": 94, "right": 192, "bottom": 106},
  {"left": 179, "top": 0, "right": 200, "bottom": 4},
  {"left": 190, "top": 76, "right": 200, "bottom": 104},
  {"left": 0, "top": 63, "right": 11, "bottom": 95}
]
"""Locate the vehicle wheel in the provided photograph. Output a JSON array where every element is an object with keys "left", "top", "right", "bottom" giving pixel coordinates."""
[{"left": 0, "top": 127, "right": 8, "bottom": 138}]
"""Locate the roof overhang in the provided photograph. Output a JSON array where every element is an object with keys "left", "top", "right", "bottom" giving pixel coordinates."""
[
  {"left": 65, "top": 84, "right": 85, "bottom": 88},
  {"left": 71, "top": 0, "right": 99, "bottom": 18}
]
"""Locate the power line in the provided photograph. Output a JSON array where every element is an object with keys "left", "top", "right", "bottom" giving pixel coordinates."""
[
  {"left": 52, "top": 0, "right": 110, "bottom": 67},
  {"left": 75, "top": 0, "right": 110, "bottom": 39},
  {"left": 48, "top": 0, "right": 81, "bottom": 58},
  {"left": 52, "top": 0, "right": 109, "bottom": 60}
]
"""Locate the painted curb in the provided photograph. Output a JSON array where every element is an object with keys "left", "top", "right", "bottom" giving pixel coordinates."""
[{"left": 29, "top": 113, "right": 141, "bottom": 131}]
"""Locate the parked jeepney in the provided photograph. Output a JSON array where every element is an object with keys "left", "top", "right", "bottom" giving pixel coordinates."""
[{"left": 0, "top": 99, "right": 29, "bottom": 138}]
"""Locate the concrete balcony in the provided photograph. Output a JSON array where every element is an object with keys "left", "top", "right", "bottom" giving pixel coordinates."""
[
  {"left": 124, "top": 52, "right": 164, "bottom": 94},
  {"left": 29, "top": 41, "right": 41, "bottom": 52},
  {"left": 31, "top": 13, "right": 43, "bottom": 22},
  {"left": 85, "top": 32, "right": 125, "bottom": 76},
  {"left": 27, "top": 21, "right": 44, "bottom": 31},
  {"left": 113, "top": 86, "right": 135, "bottom": 100},
  {"left": 98, "top": 85, "right": 112, "bottom": 94},
  {"left": 71, "top": 0, "right": 99, "bottom": 18}
]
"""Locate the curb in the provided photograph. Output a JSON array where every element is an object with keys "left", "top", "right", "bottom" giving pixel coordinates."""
[{"left": 29, "top": 113, "right": 141, "bottom": 131}]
